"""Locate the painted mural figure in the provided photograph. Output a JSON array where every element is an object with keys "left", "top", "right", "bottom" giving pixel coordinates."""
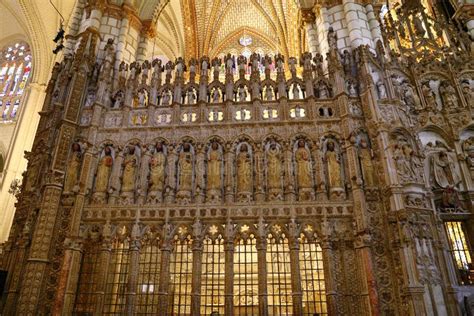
[
  {"left": 95, "top": 146, "right": 113, "bottom": 193},
  {"left": 64, "top": 142, "right": 82, "bottom": 192},
  {"left": 149, "top": 142, "right": 166, "bottom": 192}
]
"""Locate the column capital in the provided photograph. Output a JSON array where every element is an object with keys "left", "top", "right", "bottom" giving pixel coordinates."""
[{"left": 301, "top": 8, "right": 316, "bottom": 25}]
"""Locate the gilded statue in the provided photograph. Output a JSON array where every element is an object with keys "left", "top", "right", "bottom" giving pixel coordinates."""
[
  {"left": 64, "top": 142, "right": 82, "bottom": 192},
  {"left": 325, "top": 141, "right": 343, "bottom": 189},
  {"left": 358, "top": 139, "right": 375, "bottom": 187},
  {"left": 178, "top": 143, "right": 193, "bottom": 192},
  {"left": 207, "top": 142, "right": 222, "bottom": 191},
  {"left": 149, "top": 142, "right": 166, "bottom": 192},
  {"left": 295, "top": 140, "right": 312, "bottom": 189},
  {"left": 121, "top": 145, "right": 138, "bottom": 192},
  {"left": 237, "top": 144, "right": 252, "bottom": 194},
  {"left": 267, "top": 143, "right": 282, "bottom": 190},
  {"left": 95, "top": 146, "right": 113, "bottom": 193}
]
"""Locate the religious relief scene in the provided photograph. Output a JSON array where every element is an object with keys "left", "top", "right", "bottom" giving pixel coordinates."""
[{"left": 1, "top": 0, "right": 474, "bottom": 315}]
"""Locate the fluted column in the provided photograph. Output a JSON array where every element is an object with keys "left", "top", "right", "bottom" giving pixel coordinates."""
[
  {"left": 126, "top": 225, "right": 141, "bottom": 315},
  {"left": 190, "top": 220, "right": 204, "bottom": 315},
  {"left": 157, "top": 229, "right": 173, "bottom": 314},
  {"left": 288, "top": 232, "right": 303, "bottom": 315},
  {"left": 257, "top": 220, "right": 269, "bottom": 316},
  {"left": 224, "top": 221, "right": 235, "bottom": 316},
  {"left": 94, "top": 237, "right": 112, "bottom": 315}
]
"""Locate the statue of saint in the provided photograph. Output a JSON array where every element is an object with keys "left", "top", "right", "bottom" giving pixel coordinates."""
[
  {"left": 95, "top": 146, "right": 113, "bottom": 193},
  {"left": 295, "top": 140, "right": 312, "bottom": 189},
  {"left": 432, "top": 151, "right": 459, "bottom": 188},
  {"left": 122, "top": 145, "right": 138, "bottom": 192},
  {"left": 149, "top": 142, "right": 166, "bottom": 191},
  {"left": 358, "top": 139, "right": 375, "bottom": 187},
  {"left": 237, "top": 144, "right": 252, "bottom": 194},
  {"left": 325, "top": 141, "right": 343, "bottom": 189},
  {"left": 267, "top": 143, "right": 282, "bottom": 190},
  {"left": 178, "top": 143, "right": 193, "bottom": 192},
  {"left": 64, "top": 142, "right": 82, "bottom": 192},
  {"left": 207, "top": 142, "right": 222, "bottom": 191}
]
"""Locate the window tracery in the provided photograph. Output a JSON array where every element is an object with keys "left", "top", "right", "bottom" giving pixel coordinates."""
[{"left": 0, "top": 42, "right": 32, "bottom": 122}]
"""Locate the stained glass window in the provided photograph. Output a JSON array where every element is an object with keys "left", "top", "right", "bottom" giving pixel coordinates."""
[
  {"left": 0, "top": 42, "right": 31, "bottom": 122},
  {"left": 445, "top": 221, "right": 473, "bottom": 285}
]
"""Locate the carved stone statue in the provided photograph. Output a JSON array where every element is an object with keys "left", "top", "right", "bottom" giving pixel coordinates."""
[
  {"left": 439, "top": 82, "right": 458, "bottom": 109},
  {"left": 238, "top": 86, "right": 247, "bottom": 102},
  {"left": 348, "top": 81, "right": 358, "bottom": 97},
  {"left": 393, "top": 139, "right": 423, "bottom": 183},
  {"left": 207, "top": 142, "right": 222, "bottom": 200},
  {"left": 236, "top": 144, "right": 252, "bottom": 197},
  {"left": 264, "top": 86, "right": 274, "bottom": 101},
  {"left": 292, "top": 84, "right": 301, "bottom": 99},
  {"left": 178, "top": 143, "right": 193, "bottom": 193},
  {"left": 432, "top": 151, "right": 459, "bottom": 189},
  {"left": 422, "top": 82, "right": 437, "bottom": 110},
  {"left": 121, "top": 145, "right": 138, "bottom": 193},
  {"left": 461, "top": 82, "right": 473, "bottom": 107},
  {"left": 358, "top": 139, "right": 375, "bottom": 187},
  {"left": 328, "top": 27, "right": 337, "bottom": 50},
  {"left": 212, "top": 88, "right": 221, "bottom": 103},
  {"left": 312, "top": 53, "right": 324, "bottom": 77},
  {"left": 64, "top": 142, "right": 82, "bottom": 192},
  {"left": 377, "top": 80, "right": 387, "bottom": 99},
  {"left": 402, "top": 82, "right": 421, "bottom": 110},
  {"left": 295, "top": 140, "right": 313, "bottom": 192},
  {"left": 149, "top": 142, "right": 166, "bottom": 192},
  {"left": 463, "top": 138, "right": 474, "bottom": 181},
  {"left": 325, "top": 141, "right": 343, "bottom": 189},
  {"left": 95, "top": 146, "right": 113, "bottom": 193},
  {"left": 200, "top": 56, "right": 209, "bottom": 76},
  {"left": 267, "top": 143, "right": 282, "bottom": 199}
]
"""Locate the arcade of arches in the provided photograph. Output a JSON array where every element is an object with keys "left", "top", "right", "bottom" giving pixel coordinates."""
[{"left": 1, "top": 0, "right": 474, "bottom": 315}]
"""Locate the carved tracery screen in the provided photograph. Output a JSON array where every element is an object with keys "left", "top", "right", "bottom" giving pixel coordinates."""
[
  {"left": 267, "top": 233, "right": 293, "bottom": 314},
  {"left": 136, "top": 240, "right": 162, "bottom": 314},
  {"left": 233, "top": 235, "right": 259, "bottom": 314},
  {"left": 200, "top": 235, "right": 225, "bottom": 315},
  {"left": 299, "top": 234, "right": 327, "bottom": 315},
  {"left": 168, "top": 235, "right": 193, "bottom": 315},
  {"left": 104, "top": 239, "right": 130, "bottom": 315},
  {"left": 73, "top": 243, "right": 101, "bottom": 315},
  {"left": 0, "top": 42, "right": 32, "bottom": 122}
]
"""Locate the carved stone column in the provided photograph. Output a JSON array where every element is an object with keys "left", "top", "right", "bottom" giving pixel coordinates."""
[
  {"left": 94, "top": 236, "right": 113, "bottom": 315},
  {"left": 254, "top": 144, "right": 265, "bottom": 202},
  {"left": 288, "top": 220, "right": 303, "bottom": 315},
  {"left": 224, "top": 143, "right": 235, "bottom": 203},
  {"left": 301, "top": 8, "right": 318, "bottom": 56},
  {"left": 195, "top": 144, "right": 206, "bottom": 203},
  {"left": 126, "top": 222, "right": 142, "bottom": 315},
  {"left": 164, "top": 145, "right": 177, "bottom": 203},
  {"left": 283, "top": 142, "right": 296, "bottom": 201},
  {"left": 157, "top": 227, "right": 173, "bottom": 314},
  {"left": 190, "top": 220, "right": 204, "bottom": 315},
  {"left": 224, "top": 220, "right": 235, "bottom": 316},
  {"left": 320, "top": 233, "right": 338, "bottom": 316},
  {"left": 256, "top": 219, "right": 269, "bottom": 316},
  {"left": 311, "top": 144, "right": 326, "bottom": 200}
]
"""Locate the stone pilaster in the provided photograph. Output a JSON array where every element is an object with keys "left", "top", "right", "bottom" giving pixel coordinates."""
[
  {"left": 94, "top": 238, "right": 112, "bottom": 315},
  {"left": 288, "top": 225, "right": 303, "bottom": 315},
  {"left": 157, "top": 233, "right": 173, "bottom": 314},
  {"left": 190, "top": 224, "right": 204, "bottom": 316}
]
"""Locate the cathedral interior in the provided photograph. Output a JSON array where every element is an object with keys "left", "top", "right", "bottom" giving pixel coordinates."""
[{"left": 0, "top": 0, "right": 474, "bottom": 315}]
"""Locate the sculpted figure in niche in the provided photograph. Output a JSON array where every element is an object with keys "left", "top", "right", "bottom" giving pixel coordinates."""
[
  {"left": 393, "top": 139, "right": 423, "bottom": 183},
  {"left": 295, "top": 140, "right": 313, "bottom": 192},
  {"left": 236, "top": 144, "right": 253, "bottom": 196},
  {"left": 95, "top": 146, "right": 114, "bottom": 193},
  {"left": 358, "top": 139, "right": 375, "bottom": 187},
  {"left": 432, "top": 151, "right": 460, "bottom": 189},
  {"left": 402, "top": 82, "right": 421, "bottom": 110},
  {"left": 325, "top": 141, "right": 343, "bottom": 189},
  {"left": 292, "top": 84, "right": 301, "bottom": 99},
  {"left": 121, "top": 145, "right": 138, "bottom": 193},
  {"left": 463, "top": 138, "right": 474, "bottom": 181},
  {"left": 267, "top": 143, "right": 283, "bottom": 199},
  {"left": 64, "top": 142, "right": 83, "bottom": 192},
  {"left": 207, "top": 141, "right": 223, "bottom": 200},
  {"left": 178, "top": 143, "right": 193, "bottom": 192},
  {"left": 439, "top": 82, "right": 458, "bottom": 109},
  {"left": 422, "top": 82, "right": 438, "bottom": 110},
  {"left": 265, "top": 86, "right": 274, "bottom": 101},
  {"left": 377, "top": 80, "right": 387, "bottom": 99},
  {"left": 149, "top": 142, "right": 166, "bottom": 192},
  {"left": 461, "top": 82, "right": 473, "bottom": 107}
]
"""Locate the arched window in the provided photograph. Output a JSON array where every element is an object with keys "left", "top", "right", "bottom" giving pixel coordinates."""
[{"left": 0, "top": 42, "right": 32, "bottom": 122}]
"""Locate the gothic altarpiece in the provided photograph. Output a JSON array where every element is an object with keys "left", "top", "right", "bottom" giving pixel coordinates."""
[{"left": 1, "top": 1, "right": 474, "bottom": 315}]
